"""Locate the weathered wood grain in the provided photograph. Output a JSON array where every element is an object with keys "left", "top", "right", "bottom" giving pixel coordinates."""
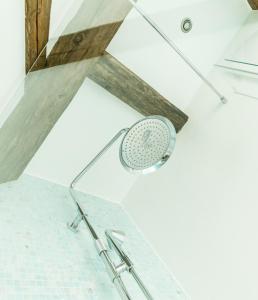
[
  {"left": 0, "top": 0, "right": 188, "bottom": 184},
  {"left": 42, "top": 22, "right": 122, "bottom": 69},
  {"left": 248, "top": 0, "right": 258, "bottom": 8},
  {"left": 29, "top": 19, "right": 188, "bottom": 132},
  {"left": 26, "top": 0, "right": 188, "bottom": 132},
  {"left": 25, "top": 0, "right": 52, "bottom": 72},
  {"left": 0, "top": 0, "right": 132, "bottom": 183},
  {"left": 0, "top": 60, "right": 96, "bottom": 183},
  {"left": 28, "top": 18, "right": 188, "bottom": 132},
  {"left": 25, "top": 0, "right": 38, "bottom": 72},
  {"left": 89, "top": 53, "right": 188, "bottom": 132}
]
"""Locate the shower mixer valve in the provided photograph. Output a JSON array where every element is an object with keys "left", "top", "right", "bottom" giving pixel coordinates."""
[{"left": 105, "top": 230, "right": 133, "bottom": 272}]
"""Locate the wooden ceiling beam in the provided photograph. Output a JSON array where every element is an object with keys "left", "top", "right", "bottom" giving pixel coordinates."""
[
  {"left": 30, "top": 21, "right": 188, "bottom": 131},
  {"left": 25, "top": 0, "right": 52, "bottom": 73},
  {"left": 0, "top": 0, "right": 133, "bottom": 183},
  {"left": 0, "top": 59, "right": 96, "bottom": 183},
  {"left": 31, "top": 21, "right": 123, "bottom": 71},
  {"left": 89, "top": 52, "right": 188, "bottom": 132},
  {"left": 26, "top": 0, "right": 188, "bottom": 131},
  {"left": 248, "top": 0, "right": 258, "bottom": 9},
  {"left": 0, "top": 0, "right": 188, "bottom": 184},
  {"left": 29, "top": 21, "right": 188, "bottom": 130}
]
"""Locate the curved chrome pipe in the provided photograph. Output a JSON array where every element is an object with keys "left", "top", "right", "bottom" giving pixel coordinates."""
[
  {"left": 67, "top": 129, "right": 133, "bottom": 300},
  {"left": 67, "top": 126, "right": 156, "bottom": 299},
  {"left": 67, "top": 128, "right": 129, "bottom": 234}
]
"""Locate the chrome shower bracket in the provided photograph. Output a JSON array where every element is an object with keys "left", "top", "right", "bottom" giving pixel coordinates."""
[{"left": 105, "top": 229, "right": 154, "bottom": 299}]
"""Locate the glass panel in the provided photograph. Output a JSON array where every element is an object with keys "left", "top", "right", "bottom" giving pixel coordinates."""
[
  {"left": 224, "top": 12, "right": 258, "bottom": 67},
  {"left": 0, "top": 1, "right": 188, "bottom": 299},
  {"left": 215, "top": 11, "right": 258, "bottom": 100}
]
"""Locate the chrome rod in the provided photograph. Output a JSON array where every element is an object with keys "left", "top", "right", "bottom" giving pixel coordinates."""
[
  {"left": 105, "top": 230, "right": 154, "bottom": 299},
  {"left": 69, "top": 201, "right": 133, "bottom": 300},
  {"left": 77, "top": 202, "right": 99, "bottom": 239},
  {"left": 100, "top": 251, "right": 133, "bottom": 300},
  {"left": 68, "top": 128, "right": 129, "bottom": 232},
  {"left": 70, "top": 128, "right": 129, "bottom": 188},
  {"left": 67, "top": 128, "right": 133, "bottom": 300},
  {"left": 114, "top": 277, "right": 133, "bottom": 300},
  {"left": 129, "top": 0, "right": 227, "bottom": 104},
  {"left": 130, "top": 268, "right": 154, "bottom": 300}
]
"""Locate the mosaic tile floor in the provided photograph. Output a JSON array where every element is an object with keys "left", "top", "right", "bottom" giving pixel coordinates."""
[{"left": 0, "top": 175, "right": 187, "bottom": 300}]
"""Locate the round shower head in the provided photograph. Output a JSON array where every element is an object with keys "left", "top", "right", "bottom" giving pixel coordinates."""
[{"left": 119, "top": 116, "right": 176, "bottom": 174}]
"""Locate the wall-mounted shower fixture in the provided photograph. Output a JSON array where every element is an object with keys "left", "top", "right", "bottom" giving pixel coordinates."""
[
  {"left": 181, "top": 18, "right": 193, "bottom": 33},
  {"left": 128, "top": 0, "right": 228, "bottom": 104},
  {"left": 67, "top": 115, "right": 176, "bottom": 300}
]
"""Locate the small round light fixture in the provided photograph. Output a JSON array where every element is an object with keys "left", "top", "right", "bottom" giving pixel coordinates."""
[{"left": 181, "top": 18, "right": 193, "bottom": 33}]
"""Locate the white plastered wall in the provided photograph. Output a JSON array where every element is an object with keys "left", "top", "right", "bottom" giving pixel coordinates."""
[
  {"left": 25, "top": 79, "right": 141, "bottom": 203},
  {"left": 25, "top": 0, "right": 250, "bottom": 203},
  {"left": 0, "top": 0, "right": 255, "bottom": 299},
  {"left": 123, "top": 66, "right": 258, "bottom": 300}
]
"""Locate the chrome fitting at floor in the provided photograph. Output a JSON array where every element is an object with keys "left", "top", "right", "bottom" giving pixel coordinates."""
[
  {"left": 220, "top": 96, "right": 228, "bottom": 104},
  {"left": 67, "top": 213, "right": 83, "bottom": 232}
]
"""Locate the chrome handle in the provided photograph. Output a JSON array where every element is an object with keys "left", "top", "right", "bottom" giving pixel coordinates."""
[{"left": 105, "top": 229, "right": 154, "bottom": 300}]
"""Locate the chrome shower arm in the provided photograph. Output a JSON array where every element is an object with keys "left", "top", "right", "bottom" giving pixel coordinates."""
[
  {"left": 68, "top": 128, "right": 129, "bottom": 232},
  {"left": 68, "top": 128, "right": 129, "bottom": 230},
  {"left": 70, "top": 128, "right": 129, "bottom": 189},
  {"left": 67, "top": 128, "right": 134, "bottom": 300}
]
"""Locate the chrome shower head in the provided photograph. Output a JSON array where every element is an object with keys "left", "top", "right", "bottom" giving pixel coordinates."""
[{"left": 119, "top": 115, "right": 176, "bottom": 174}]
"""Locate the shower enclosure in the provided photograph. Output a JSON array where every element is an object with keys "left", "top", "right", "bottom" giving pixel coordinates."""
[
  {"left": 216, "top": 11, "right": 258, "bottom": 100},
  {"left": 0, "top": 0, "right": 235, "bottom": 299}
]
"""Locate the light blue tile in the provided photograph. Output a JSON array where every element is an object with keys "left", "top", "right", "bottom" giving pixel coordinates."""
[{"left": 0, "top": 175, "right": 187, "bottom": 300}]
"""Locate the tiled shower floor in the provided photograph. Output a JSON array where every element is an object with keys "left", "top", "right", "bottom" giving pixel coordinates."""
[{"left": 0, "top": 175, "right": 187, "bottom": 300}]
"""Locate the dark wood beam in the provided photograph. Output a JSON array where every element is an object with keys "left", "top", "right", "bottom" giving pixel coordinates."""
[
  {"left": 30, "top": 22, "right": 188, "bottom": 131},
  {"left": 25, "top": 0, "right": 52, "bottom": 72},
  {"left": 89, "top": 53, "right": 188, "bottom": 132},
  {"left": 248, "top": 0, "right": 258, "bottom": 9},
  {"left": 0, "top": 59, "right": 96, "bottom": 183},
  {"left": 26, "top": 0, "right": 188, "bottom": 131},
  {"left": 0, "top": 0, "right": 133, "bottom": 183},
  {"left": 31, "top": 22, "right": 123, "bottom": 70},
  {"left": 0, "top": 0, "right": 188, "bottom": 184}
]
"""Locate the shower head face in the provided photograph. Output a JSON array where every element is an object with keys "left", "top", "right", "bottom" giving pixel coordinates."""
[{"left": 120, "top": 116, "right": 176, "bottom": 174}]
